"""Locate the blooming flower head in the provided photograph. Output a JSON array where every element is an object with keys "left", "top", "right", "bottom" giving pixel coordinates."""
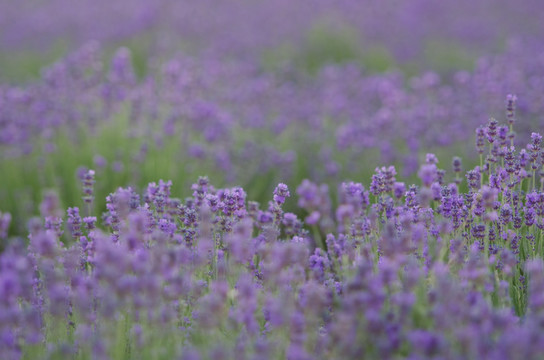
[{"left": 273, "top": 183, "right": 290, "bottom": 205}]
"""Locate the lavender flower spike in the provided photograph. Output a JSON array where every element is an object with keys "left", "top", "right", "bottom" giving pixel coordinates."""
[{"left": 273, "top": 183, "right": 290, "bottom": 205}]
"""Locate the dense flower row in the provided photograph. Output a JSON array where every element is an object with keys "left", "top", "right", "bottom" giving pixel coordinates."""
[
  {"left": 3, "top": 41, "right": 544, "bottom": 234},
  {"left": 2, "top": 112, "right": 544, "bottom": 359},
  {"left": 4, "top": 40, "right": 544, "bottom": 159}
]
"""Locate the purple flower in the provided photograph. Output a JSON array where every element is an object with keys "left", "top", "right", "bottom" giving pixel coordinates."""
[
  {"left": 505, "top": 94, "right": 517, "bottom": 126},
  {"left": 370, "top": 172, "right": 386, "bottom": 196},
  {"left": 67, "top": 207, "right": 82, "bottom": 239},
  {"left": 452, "top": 156, "right": 462, "bottom": 174},
  {"left": 393, "top": 182, "right": 406, "bottom": 200},
  {"left": 273, "top": 183, "right": 290, "bottom": 205},
  {"left": 39, "top": 190, "right": 62, "bottom": 218},
  {"left": 305, "top": 211, "right": 321, "bottom": 225},
  {"left": 500, "top": 204, "right": 512, "bottom": 225},
  {"left": 529, "top": 133, "right": 542, "bottom": 170},
  {"left": 93, "top": 155, "right": 107, "bottom": 168},
  {"left": 309, "top": 248, "right": 330, "bottom": 282},
  {"left": 0, "top": 212, "right": 11, "bottom": 239},
  {"left": 282, "top": 212, "right": 302, "bottom": 236},
  {"left": 466, "top": 168, "right": 481, "bottom": 190},
  {"left": 476, "top": 126, "right": 486, "bottom": 154},
  {"left": 30, "top": 230, "right": 58, "bottom": 258},
  {"left": 83, "top": 216, "right": 97, "bottom": 230},
  {"left": 81, "top": 169, "right": 95, "bottom": 205},
  {"left": 418, "top": 164, "right": 437, "bottom": 187},
  {"left": 486, "top": 118, "right": 498, "bottom": 144},
  {"left": 425, "top": 153, "right": 438, "bottom": 165},
  {"left": 408, "top": 330, "right": 445, "bottom": 357}
]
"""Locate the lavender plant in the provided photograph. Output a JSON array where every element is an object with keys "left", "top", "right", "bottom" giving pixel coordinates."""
[
  {"left": 4, "top": 40, "right": 544, "bottom": 236},
  {"left": 2, "top": 3, "right": 544, "bottom": 358},
  {"left": 1, "top": 105, "right": 544, "bottom": 358}
]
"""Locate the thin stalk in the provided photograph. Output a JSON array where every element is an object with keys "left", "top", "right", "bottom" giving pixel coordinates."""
[{"left": 480, "top": 153, "right": 484, "bottom": 188}]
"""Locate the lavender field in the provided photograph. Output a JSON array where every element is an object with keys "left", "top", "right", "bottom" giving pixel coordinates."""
[{"left": 2, "top": 1, "right": 544, "bottom": 359}]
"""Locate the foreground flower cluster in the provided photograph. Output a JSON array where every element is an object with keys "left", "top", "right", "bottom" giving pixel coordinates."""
[{"left": 2, "top": 110, "right": 544, "bottom": 359}]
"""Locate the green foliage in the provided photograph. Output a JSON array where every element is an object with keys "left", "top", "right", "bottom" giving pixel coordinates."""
[
  {"left": 262, "top": 21, "right": 395, "bottom": 75},
  {"left": 423, "top": 39, "right": 478, "bottom": 73},
  {"left": 0, "top": 34, "right": 153, "bottom": 84},
  {"left": 0, "top": 41, "right": 68, "bottom": 84}
]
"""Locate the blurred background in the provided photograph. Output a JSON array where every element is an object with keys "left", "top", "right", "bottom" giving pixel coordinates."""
[
  {"left": 2, "top": 0, "right": 544, "bottom": 82},
  {"left": 2, "top": 0, "right": 544, "bottom": 237}
]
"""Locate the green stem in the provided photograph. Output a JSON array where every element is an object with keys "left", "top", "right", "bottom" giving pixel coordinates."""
[
  {"left": 312, "top": 225, "right": 325, "bottom": 250},
  {"left": 484, "top": 224, "right": 490, "bottom": 261},
  {"left": 480, "top": 153, "right": 484, "bottom": 188}
]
